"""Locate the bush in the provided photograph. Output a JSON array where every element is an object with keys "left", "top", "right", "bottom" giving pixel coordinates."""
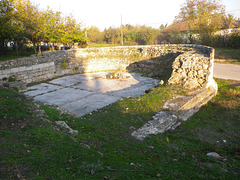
[
  {"left": 213, "top": 35, "right": 225, "bottom": 48},
  {"left": 228, "top": 32, "right": 240, "bottom": 49}
]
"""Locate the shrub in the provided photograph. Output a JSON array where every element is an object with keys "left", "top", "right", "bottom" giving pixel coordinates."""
[{"left": 228, "top": 32, "right": 240, "bottom": 49}]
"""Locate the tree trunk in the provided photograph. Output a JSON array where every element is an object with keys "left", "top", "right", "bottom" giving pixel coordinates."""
[
  {"left": 33, "top": 41, "right": 37, "bottom": 54},
  {"left": 38, "top": 43, "right": 41, "bottom": 55},
  {"left": 52, "top": 43, "right": 55, "bottom": 51},
  {"left": 14, "top": 41, "right": 19, "bottom": 56},
  {"left": 57, "top": 43, "right": 61, "bottom": 50}
]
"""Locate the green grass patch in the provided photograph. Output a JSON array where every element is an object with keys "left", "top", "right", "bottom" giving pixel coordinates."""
[
  {"left": 215, "top": 48, "right": 240, "bottom": 63},
  {"left": 0, "top": 79, "right": 240, "bottom": 179},
  {"left": 87, "top": 43, "right": 120, "bottom": 48},
  {"left": 0, "top": 55, "right": 31, "bottom": 61}
]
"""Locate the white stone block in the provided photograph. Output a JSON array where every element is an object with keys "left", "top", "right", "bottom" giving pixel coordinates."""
[
  {"left": 38, "top": 63, "right": 45, "bottom": 69},
  {"left": 2, "top": 69, "right": 11, "bottom": 75},
  {"left": 26, "top": 79, "right": 32, "bottom": 83},
  {"left": 10, "top": 67, "right": 19, "bottom": 73},
  {"left": 25, "top": 66, "right": 33, "bottom": 71},
  {"left": 32, "top": 64, "right": 40, "bottom": 70},
  {"left": 18, "top": 66, "right": 26, "bottom": 72}
]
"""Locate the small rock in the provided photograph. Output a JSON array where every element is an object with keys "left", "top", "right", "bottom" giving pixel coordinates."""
[
  {"left": 55, "top": 121, "right": 78, "bottom": 137},
  {"left": 181, "top": 152, "right": 186, "bottom": 157},
  {"left": 129, "top": 126, "right": 135, "bottom": 130},
  {"left": 223, "top": 140, "right": 227, "bottom": 143},
  {"left": 148, "top": 145, "right": 154, "bottom": 149},
  {"left": 97, "top": 151, "right": 104, "bottom": 157},
  {"left": 221, "top": 168, "right": 228, "bottom": 172},
  {"left": 159, "top": 80, "right": 164, "bottom": 85},
  {"left": 34, "top": 109, "right": 46, "bottom": 117},
  {"left": 173, "top": 159, "right": 178, "bottom": 162},
  {"left": 40, "top": 118, "right": 51, "bottom": 123},
  {"left": 207, "top": 152, "right": 223, "bottom": 159},
  {"left": 130, "top": 163, "right": 135, "bottom": 166},
  {"left": 80, "top": 143, "right": 90, "bottom": 149}
]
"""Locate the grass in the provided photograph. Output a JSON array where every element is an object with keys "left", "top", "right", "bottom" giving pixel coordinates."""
[
  {"left": 87, "top": 43, "right": 120, "bottom": 48},
  {"left": 0, "top": 55, "right": 32, "bottom": 61},
  {"left": 0, "top": 79, "right": 240, "bottom": 179},
  {"left": 215, "top": 48, "right": 240, "bottom": 64}
]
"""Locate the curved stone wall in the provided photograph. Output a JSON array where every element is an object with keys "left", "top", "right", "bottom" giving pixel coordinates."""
[{"left": 0, "top": 44, "right": 217, "bottom": 91}]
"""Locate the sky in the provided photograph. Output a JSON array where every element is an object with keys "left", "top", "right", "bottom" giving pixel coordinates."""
[{"left": 30, "top": 0, "right": 240, "bottom": 31}]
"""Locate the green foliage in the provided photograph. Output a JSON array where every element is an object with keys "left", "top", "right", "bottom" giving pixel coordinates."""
[
  {"left": 0, "top": 0, "right": 86, "bottom": 58},
  {"left": 60, "top": 60, "right": 67, "bottom": 69},
  {"left": 12, "top": 86, "right": 19, "bottom": 92},
  {"left": 174, "top": 0, "right": 228, "bottom": 46},
  {"left": 2, "top": 77, "right": 7, "bottom": 81},
  {"left": 88, "top": 25, "right": 161, "bottom": 46},
  {"left": 8, "top": 76, "right": 16, "bottom": 82},
  {"left": 227, "top": 32, "right": 240, "bottom": 49}
]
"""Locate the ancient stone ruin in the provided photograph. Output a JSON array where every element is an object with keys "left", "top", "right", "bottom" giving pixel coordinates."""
[
  {"left": 0, "top": 44, "right": 218, "bottom": 139},
  {"left": 0, "top": 44, "right": 215, "bottom": 89}
]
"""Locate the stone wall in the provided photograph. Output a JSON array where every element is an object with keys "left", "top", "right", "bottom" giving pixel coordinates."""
[
  {"left": 167, "top": 45, "right": 216, "bottom": 89},
  {"left": 0, "top": 44, "right": 216, "bottom": 90},
  {"left": 0, "top": 51, "right": 73, "bottom": 83}
]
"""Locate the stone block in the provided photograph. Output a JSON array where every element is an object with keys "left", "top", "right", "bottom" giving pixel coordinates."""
[
  {"left": 26, "top": 79, "right": 32, "bottom": 84},
  {"left": 10, "top": 67, "right": 19, "bottom": 73},
  {"left": 25, "top": 66, "right": 33, "bottom": 71},
  {"left": 37, "top": 63, "right": 45, "bottom": 69},
  {"left": 2, "top": 69, "right": 11, "bottom": 75},
  {"left": 32, "top": 64, "right": 40, "bottom": 70},
  {"left": 18, "top": 66, "right": 26, "bottom": 72},
  {"left": 3, "top": 81, "right": 27, "bottom": 92}
]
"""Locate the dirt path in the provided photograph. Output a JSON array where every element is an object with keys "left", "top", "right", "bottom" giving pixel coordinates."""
[{"left": 214, "top": 63, "right": 240, "bottom": 81}]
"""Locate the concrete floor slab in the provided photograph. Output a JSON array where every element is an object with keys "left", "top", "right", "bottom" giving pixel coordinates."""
[
  {"left": 62, "top": 93, "right": 120, "bottom": 116},
  {"left": 25, "top": 83, "right": 62, "bottom": 96},
  {"left": 24, "top": 72, "right": 159, "bottom": 117},
  {"left": 106, "top": 83, "right": 157, "bottom": 98},
  {"left": 34, "top": 88, "right": 93, "bottom": 106},
  {"left": 73, "top": 78, "right": 140, "bottom": 93}
]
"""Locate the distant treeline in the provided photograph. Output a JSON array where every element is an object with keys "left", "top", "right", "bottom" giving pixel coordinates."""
[
  {"left": 87, "top": 24, "right": 167, "bottom": 46},
  {"left": 1, "top": 0, "right": 239, "bottom": 57}
]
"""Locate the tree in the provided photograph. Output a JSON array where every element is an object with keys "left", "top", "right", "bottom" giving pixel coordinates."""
[
  {"left": 60, "top": 15, "right": 85, "bottom": 48},
  {"left": 175, "top": 0, "right": 225, "bottom": 45},
  {"left": 103, "top": 27, "right": 121, "bottom": 44},
  {"left": 14, "top": 0, "right": 46, "bottom": 54},
  {"left": 0, "top": 0, "right": 16, "bottom": 53},
  {"left": 41, "top": 8, "right": 62, "bottom": 50},
  {"left": 221, "top": 14, "right": 234, "bottom": 47},
  {"left": 87, "top": 26, "right": 103, "bottom": 44}
]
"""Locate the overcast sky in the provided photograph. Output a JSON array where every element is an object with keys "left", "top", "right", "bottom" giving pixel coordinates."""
[{"left": 30, "top": 0, "right": 240, "bottom": 31}]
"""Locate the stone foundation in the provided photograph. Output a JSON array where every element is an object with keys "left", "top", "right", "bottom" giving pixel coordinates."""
[{"left": 0, "top": 44, "right": 216, "bottom": 90}]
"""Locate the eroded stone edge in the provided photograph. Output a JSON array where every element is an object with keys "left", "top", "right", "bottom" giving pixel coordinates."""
[{"left": 132, "top": 81, "right": 218, "bottom": 140}]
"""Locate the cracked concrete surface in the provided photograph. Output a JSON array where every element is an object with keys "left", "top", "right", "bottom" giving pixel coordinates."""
[{"left": 25, "top": 72, "right": 159, "bottom": 117}]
